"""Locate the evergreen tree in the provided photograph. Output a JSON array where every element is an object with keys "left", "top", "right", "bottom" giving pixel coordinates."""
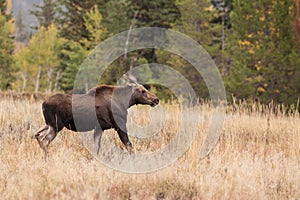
[
  {"left": 57, "top": 0, "right": 106, "bottom": 44},
  {"left": 30, "top": 0, "right": 59, "bottom": 29},
  {"left": 59, "top": 41, "right": 85, "bottom": 92},
  {"left": 15, "top": 10, "right": 29, "bottom": 44},
  {"left": 0, "top": 10, "right": 15, "bottom": 90},
  {"left": 82, "top": 5, "right": 107, "bottom": 49},
  {"left": 175, "top": 0, "right": 223, "bottom": 63},
  {"left": 211, "top": 0, "right": 233, "bottom": 75},
  {"left": 55, "top": 1, "right": 108, "bottom": 92},
  {"left": 128, "top": 0, "right": 181, "bottom": 63},
  {"left": 60, "top": 5, "right": 106, "bottom": 92},
  {"left": 103, "top": 0, "right": 133, "bottom": 34},
  {"left": 129, "top": 0, "right": 180, "bottom": 28},
  {"left": 226, "top": 0, "right": 300, "bottom": 104},
  {"left": 161, "top": 0, "right": 223, "bottom": 99}
]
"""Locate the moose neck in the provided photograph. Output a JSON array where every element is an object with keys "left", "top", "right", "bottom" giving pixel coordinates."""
[{"left": 112, "top": 86, "right": 135, "bottom": 110}]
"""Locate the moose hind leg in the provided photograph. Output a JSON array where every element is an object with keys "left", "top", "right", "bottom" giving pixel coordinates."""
[
  {"left": 38, "top": 126, "right": 57, "bottom": 156},
  {"left": 35, "top": 125, "right": 49, "bottom": 153},
  {"left": 35, "top": 125, "right": 49, "bottom": 138},
  {"left": 44, "top": 126, "right": 58, "bottom": 145},
  {"left": 93, "top": 127, "right": 103, "bottom": 155}
]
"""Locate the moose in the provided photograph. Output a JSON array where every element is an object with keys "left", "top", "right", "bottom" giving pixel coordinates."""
[{"left": 35, "top": 75, "right": 159, "bottom": 156}]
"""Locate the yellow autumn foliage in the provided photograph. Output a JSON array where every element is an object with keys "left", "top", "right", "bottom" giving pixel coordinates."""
[
  {"left": 238, "top": 40, "right": 252, "bottom": 46},
  {"left": 5, "top": 0, "right": 11, "bottom": 15},
  {"left": 255, "top": 61, "right": 262, "bottom": 71},
  {"left": 257, "top": 86, "right": 266, "bottom": 93}
]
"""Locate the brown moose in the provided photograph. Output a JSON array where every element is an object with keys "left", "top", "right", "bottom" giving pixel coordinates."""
[{"left": 35, "top": 78, "right": 159, "bottom": 156}]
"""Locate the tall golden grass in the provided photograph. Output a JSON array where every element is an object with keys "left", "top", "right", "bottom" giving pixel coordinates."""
[{"left": 0, "top": 97, "right": 299, "bottom": 199}]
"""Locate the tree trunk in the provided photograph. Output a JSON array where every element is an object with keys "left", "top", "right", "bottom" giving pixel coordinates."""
[
  {"left": 35, "top": 66, "right": 42, "bottom": 93},
  {"left": 21, "top": 71, "right": 27, "bottom": 92},
  {"left": 47, "top": 68, "right": 53, "bottom": 93},
  {"left": 54, "top": 70, "right": 61, "bottom": 91},
  {"left": 123, "top": 11, "right": 138, "bottom": 71},
  {"left": 294, "top": 0, "right": 300, "bottom": 40}
]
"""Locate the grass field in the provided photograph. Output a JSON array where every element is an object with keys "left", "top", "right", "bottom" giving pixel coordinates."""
[{"left": 0, "top": 97, "right": 300, "bottom": 199}]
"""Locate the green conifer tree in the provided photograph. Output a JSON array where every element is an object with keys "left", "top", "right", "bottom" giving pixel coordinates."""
[
  {"left": 0, "top": 10, "right": 15, "bottom": 90},
  {"left": 57, "top": 0, "right": 106, "bottom": 44},
  {"left": 226, "top": 0, "right": 300, "bottom": 104},
  {"left": 30, "top": 0, "right": 59, "bottom": 29}
]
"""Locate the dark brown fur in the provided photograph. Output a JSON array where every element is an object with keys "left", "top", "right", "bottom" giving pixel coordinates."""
[{"left": 35, "top": 84, "right": 159, "bottom": 156}]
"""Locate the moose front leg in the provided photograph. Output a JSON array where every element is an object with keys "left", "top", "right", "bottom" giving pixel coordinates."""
[
  {"left": 116, "top": 128, "right": 133, "bottom": 153},
  {"left": 113, "top": 114, "right": 133, "bottom": 153},
  {"left": 93, "top": 126, "right": 103, "bottom": 155}
]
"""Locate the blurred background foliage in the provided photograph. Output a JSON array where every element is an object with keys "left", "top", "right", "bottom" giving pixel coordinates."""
[{"left": 1, "top": 0, "right": 300, "bottom": 105}]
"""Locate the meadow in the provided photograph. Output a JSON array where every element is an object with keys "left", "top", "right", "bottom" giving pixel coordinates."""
[{"left": 0, "top": 95, "right": 300, "bottom": 199}]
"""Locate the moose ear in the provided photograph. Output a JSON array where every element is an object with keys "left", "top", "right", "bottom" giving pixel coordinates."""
[
  {"left": 123, "top": 74, "right": 129, "bottom": 83},
  {"left": 127, "top": 73, "right": 137, "bottom": 84},
  {"left": 122, "top": 73, "right": 137, "bottom": 84},
  {"left": 143, "top": 84, "right": 151, "bottom": 90},
  {"left": 127, "top": 83, "right": 135, "bottom": 87},
  {"left": 127, "top": 83, "right": 139, "bottom": 91}
]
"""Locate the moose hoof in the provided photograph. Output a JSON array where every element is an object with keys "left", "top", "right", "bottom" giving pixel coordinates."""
[{"left": 126, "top": 142, "right": 133, "bottom": 154}]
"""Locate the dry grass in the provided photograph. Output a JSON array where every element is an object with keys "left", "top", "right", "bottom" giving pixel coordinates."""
[{"left": 0, "top": 97, "right": 300, "bottom": 199}]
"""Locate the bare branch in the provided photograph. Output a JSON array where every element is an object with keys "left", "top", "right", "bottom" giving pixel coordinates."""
[{"left": 123, "top": 11, "right": 138, "bottom": 71}]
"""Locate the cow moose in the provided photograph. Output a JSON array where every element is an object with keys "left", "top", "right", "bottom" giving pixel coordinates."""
[{"left": 35, "top": 76, "right": 159, "bottom": 156}]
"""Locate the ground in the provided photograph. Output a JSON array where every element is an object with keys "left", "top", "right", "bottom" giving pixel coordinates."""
[{"left": 0, "top": 97, "right": 299, "bottom": 199}]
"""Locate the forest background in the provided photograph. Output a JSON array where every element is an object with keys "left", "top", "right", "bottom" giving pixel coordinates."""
[{"left": 1, "top": 0, "right": 300, "bottom": 105}]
